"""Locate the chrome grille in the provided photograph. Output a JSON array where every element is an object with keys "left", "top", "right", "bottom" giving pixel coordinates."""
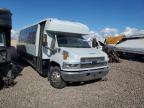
[
  {"left": 81, "top": 57, "right": 104, "bottom": 62},
  {"left": 80, "top": 57, "right": 106, "bottom": 68}
]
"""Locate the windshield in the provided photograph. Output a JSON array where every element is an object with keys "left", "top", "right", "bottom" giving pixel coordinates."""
[
  {"left": 57, "top": 34, "right": 91, "bottom": 48},
  {"left": 0, "top": 33, "right": 5, "bottom": 46}
]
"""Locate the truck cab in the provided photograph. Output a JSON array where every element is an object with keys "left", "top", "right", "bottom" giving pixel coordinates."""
[
  {"left": 43, "top": 19, "right": 109, "bottom": 88},
  {"left": 47, "top": 32, "right": 109, "bottom": 86}
]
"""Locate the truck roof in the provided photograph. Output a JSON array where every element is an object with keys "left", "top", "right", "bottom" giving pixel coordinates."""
[{"left": 22, "top": 18, "right": 90, "bottom": 35}]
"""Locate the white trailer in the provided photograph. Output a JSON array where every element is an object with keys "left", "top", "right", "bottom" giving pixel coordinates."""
[
  {"left": 17, "top": 18, "right": 109, "bottom": 89},
  {"left": 114, "top": 35, "right": 144, "bottom": 55}
]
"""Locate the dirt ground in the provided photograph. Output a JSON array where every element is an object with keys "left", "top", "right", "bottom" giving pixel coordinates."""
[{"left": 0, "top": 58, "right": 144, "bottom": 108}]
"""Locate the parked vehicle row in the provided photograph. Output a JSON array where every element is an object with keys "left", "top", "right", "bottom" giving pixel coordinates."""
[{"left": 0, "top": 8, "right": 109, "bottom": 89}]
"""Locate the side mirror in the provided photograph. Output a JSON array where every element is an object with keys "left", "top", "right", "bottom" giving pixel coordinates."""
[
  {"left": 53, "top": 48, "right": 58, "bottom": 54},
  {"left": 42, "top": 34, "right": 48, "bottom": 46},
  {"left": 97, "top": 46, "right": 102, "bottom": 50}
]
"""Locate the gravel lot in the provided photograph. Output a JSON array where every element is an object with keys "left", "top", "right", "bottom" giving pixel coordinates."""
[{"left": 0, "top": 58, "right": 144, "bottom": 108}]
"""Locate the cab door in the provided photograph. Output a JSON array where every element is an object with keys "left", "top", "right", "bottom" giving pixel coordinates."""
[{"left": 36, "top": 22, "right": 46, "bottom": 74}]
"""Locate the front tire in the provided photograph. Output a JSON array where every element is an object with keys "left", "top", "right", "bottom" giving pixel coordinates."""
[{"left": 49, "top": 66, "right": 66, "bottom": 89}]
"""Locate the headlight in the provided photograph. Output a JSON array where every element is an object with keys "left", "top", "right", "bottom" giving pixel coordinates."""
[
  {"left": 105, "top": 54, "right": 109, "bottom": 61},
  {"left": 63, "top": 62, "right": 80, "bottom": 69}
]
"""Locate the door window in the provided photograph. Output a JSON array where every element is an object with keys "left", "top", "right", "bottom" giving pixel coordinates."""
[{"left": 0, "top": 33, "right": 5, "bottom": 46}]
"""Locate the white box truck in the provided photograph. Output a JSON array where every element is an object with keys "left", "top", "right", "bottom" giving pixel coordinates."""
[{"left": 17, "top": 18, "right": 109, "bottom": 89}]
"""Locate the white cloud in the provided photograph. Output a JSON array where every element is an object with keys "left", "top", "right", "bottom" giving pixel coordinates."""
[
  {"left": 90, "top": 30, "right": 100, "bottom": 37},
  {"left": 11, "top": 30, "right": 19, "bottom": 39},
  {"left": 89, "top": 27, "right": 144, "bottom": 40},
  {"left": 122, "top": 27, "right": 144, "bottom": 37},
  {"left": 89, "top": 28, "right": 119, "bottom": 39},
  {"left": 88, "top": 27, "right": 144, "bottom": 43},
  {"left": 87, "top": 28, "right": 119, "bottom": 42},
  {"left": 100, "top": 28, "right": 119, "bottom": 37}
]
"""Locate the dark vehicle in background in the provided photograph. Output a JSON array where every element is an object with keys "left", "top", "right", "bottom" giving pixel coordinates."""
[{"left": 0, "top": 8, "right": 13, "bottom": 87}]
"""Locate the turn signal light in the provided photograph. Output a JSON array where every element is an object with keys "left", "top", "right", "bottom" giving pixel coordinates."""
[{"left": 63, "top": 51, "right": 69, "bottom": 60}]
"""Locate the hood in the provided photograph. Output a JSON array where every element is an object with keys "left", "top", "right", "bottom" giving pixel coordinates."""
[{"left": 61, "top": 47, "right": 107, "bottom": 58}]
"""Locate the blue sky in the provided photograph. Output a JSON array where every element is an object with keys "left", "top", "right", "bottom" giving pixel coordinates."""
[{"left": 0, "top": 0, "right": 144, "bottom": 34}]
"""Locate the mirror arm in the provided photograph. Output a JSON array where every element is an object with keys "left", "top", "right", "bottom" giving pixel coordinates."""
[{"left": 43, "top": 46, "right": 54, "bottom": 53}]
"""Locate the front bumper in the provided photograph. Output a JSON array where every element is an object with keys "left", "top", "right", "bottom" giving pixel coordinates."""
[{"left": 61, "top": 67, "right": 109, "bottom": 82}]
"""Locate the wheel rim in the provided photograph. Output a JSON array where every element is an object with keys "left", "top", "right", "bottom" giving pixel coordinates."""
[{"left": 51, "top": 71, "right": 61, "bottom": 83}]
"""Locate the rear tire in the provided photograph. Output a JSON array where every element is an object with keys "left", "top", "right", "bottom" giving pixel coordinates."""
[{"left": 49, "top": 66, "right": 66, "bottom": 89}]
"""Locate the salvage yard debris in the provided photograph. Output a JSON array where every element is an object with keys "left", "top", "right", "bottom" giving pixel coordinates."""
[
  {"left": 91, "top": 38, "right": 121, "bottom": 63},
  {"left": 102, "top": 45, "right": 120, "bottom": 63}
]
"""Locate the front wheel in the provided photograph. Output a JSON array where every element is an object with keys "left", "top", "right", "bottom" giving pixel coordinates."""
[{"left": 49, "top": 66, "right": 66, "bottom": 89}]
